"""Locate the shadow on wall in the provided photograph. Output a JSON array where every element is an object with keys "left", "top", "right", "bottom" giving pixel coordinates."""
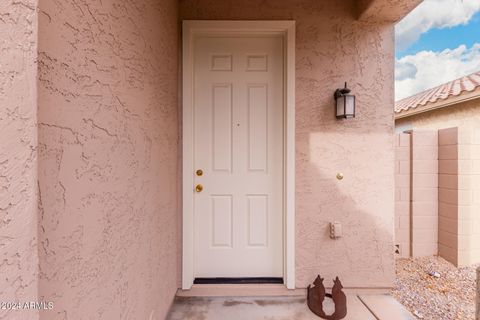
[{"left": 295, "top": 131, "right": 395, "bottom": 289}]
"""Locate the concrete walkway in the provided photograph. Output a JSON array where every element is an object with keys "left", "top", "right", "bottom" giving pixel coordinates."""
[{"left": 167, "top": 295, "right": 414, "bottom": 320}]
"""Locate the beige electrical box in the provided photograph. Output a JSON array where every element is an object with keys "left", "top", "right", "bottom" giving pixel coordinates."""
[{"left": 330, "top": 221, "right": 342, "bottom": 239}]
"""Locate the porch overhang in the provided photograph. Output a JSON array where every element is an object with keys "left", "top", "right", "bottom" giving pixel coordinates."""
[{"left": 356, "top": 0, "right": 423, "bottom": 22}]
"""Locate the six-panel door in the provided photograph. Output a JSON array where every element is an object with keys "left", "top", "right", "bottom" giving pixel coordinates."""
[{"left": 193, "top": 35, "right": 284, "bottom": 277}]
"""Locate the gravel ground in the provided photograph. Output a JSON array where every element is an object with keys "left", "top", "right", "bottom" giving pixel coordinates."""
[{"left": 392, "top": 256, "right": 479, "bottom": 320}]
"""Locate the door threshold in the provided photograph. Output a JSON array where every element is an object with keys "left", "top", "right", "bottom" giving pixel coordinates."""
[
  {"left": 176, "top": 285, "right": 392, "bottom": 298},
  {"left": 176, "top": 283, "right": 302, "bottom": 297},
  {"left": 194, "top": 277, "right": 283, "bottom": 285}
]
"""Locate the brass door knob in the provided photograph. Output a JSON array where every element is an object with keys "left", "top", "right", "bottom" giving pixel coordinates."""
[{"left": 195, "top": 184, "right": 203, "bottom": 193}]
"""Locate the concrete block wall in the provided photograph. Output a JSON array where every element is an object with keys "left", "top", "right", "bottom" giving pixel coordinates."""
[
  {"left": 411, "top": 131, "right": 439, "bottom": 257},
  {"left": 438, "top": 127, "right": 480, "bottom": 266},
  {"left": 457, "top": 128, "right": 480, "bottom": 265},
  {"left": 395, "top": 133, "right": 411, "bottom": 258},
  {"left": 438, "top": 128, "right": 459, "bottom": 265},
  {"left": 471, "top": 130, "right": 480, "bottom": 265},
  {"left": 394, "top": 131, "right": 439, "bottom": 258},
  {"left": 395, "top": 127, "right": 480, "bottom": 265}
]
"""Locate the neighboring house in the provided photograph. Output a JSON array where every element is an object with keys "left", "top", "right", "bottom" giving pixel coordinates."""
[
  {"left": 1, "top": 0, "right": 422, "bottom": 319},
  {"left": 394, "top": 71, "right": 480, "bottom": 266},
  {"left": 395, "top": 71, "right": 480, "bottom": 131}
]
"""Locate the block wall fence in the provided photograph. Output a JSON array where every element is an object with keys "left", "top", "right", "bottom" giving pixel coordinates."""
[
  {"left": 394, "top": 128, "right": 480, "bottom": 266},
  {"left": 394, "top": 132, "right": 438, "bottom": 258},
  {"left": 394, "top": 133, "right": 411, "bottom": 257},
  {"left": 438, "top": 128, "right": 459, "bottom": 265}
]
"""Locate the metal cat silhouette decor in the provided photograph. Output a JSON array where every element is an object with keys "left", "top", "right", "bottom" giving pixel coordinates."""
[{"left": 307, "top": 275, "right": 347, "bottom": 320}]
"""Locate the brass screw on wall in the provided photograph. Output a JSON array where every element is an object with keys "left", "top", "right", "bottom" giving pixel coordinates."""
[{"left": 336, "top": 173, "right": 344, "bottom": 180}]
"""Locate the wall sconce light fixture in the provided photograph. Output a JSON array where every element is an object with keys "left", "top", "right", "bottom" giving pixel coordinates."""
[{"left": 334, "top": 82, "right": 355, "bottom": 119}]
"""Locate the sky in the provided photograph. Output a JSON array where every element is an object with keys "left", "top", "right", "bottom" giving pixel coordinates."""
[{"left": 395, "top": 0, "right": 480, "bottom": 101}]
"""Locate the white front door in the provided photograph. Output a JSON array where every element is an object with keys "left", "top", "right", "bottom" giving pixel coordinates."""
[{"left": 193, "top": 35, "right": 284, "bottom": 278}]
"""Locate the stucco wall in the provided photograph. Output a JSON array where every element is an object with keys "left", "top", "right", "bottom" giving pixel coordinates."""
[
  {"left": 37, "top": 0, "right": 179, "bottom": 319},
  {"left": 181, "top": 0, "right": 396, "bottom": 288},
  {"left": 0, "top": 1, "right": 39, "bottom": 319}
]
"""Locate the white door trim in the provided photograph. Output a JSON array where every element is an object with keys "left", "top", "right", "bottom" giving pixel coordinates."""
[{"left": 182, "top": 20, "right": 296, "bottom": 290}]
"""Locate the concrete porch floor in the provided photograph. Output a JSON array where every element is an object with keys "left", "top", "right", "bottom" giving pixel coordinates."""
[{"left": 167, "top": 295, "right": 415, "bottom": 320}]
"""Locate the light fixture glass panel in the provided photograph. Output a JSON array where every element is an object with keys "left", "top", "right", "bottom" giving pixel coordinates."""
[
  {"left": 345, "top": 95, "right": 355, "bottom": 117},
  {"left": 336, "top": 96, "right": 345, "bottom": 117}
]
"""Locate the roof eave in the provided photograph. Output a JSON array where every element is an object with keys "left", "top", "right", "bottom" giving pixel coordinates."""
[{"left": 356, "top": 0, "right": 423, "bottom": 22}]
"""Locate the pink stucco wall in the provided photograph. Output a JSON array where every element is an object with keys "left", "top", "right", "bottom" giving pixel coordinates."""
[
  {"left": 1, "top": 1, "right": 405, "bottom": 317},
  {"left": 181, "top": 0, "right": 396, "bottom": 288},
  {"left": 36, "top": 0, "right": 179, "bottom": 319},
  {"left": 0, "top": 1, "right": 40, "bottom": 319}
]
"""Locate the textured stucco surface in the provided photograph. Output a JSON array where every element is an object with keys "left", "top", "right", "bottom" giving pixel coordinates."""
[
  {"left": 181, "top": 0, "right": 396, "bottom": 288},
  {"left": 37, "top": 0, "right": 179, "bottom": 319},
  {"left": 0, "top": 1, "right": 39, "bottom": 319},
  {"left": 1, "top": 1, "right": 406, "bottom": 317}
]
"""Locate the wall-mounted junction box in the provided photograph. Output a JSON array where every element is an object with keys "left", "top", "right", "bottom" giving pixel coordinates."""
[{"left": 330, "top": 221, "right": 342, "bottom": 239}]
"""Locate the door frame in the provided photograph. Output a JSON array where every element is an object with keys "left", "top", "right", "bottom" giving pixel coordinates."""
[{"left": 182, "top": 20, "right": 295, "bottom": 290}]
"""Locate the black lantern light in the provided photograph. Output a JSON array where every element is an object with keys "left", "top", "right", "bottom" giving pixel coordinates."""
[{"left": 334, "top": 82, "right": 355, "bottom": 119}]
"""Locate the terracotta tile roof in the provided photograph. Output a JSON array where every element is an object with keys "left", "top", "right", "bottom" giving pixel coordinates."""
[{"left": 395, "top": 70, "right": 480, "bottom": 114}]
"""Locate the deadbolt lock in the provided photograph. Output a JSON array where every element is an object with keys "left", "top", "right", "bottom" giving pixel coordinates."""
[
  {"left": 195, "top": 184, "right": 203, "bottom": 193},
  {"left": 196, "top": 169, "right": 203, "bottom": 176}
]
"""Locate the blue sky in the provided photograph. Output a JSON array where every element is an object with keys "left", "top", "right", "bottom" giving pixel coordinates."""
[
  {"left": 397, "top": 11, "right": 480, "bottom": 59},
  {"left": 394, "top": 0, "right": 480, "bottom": 100}
]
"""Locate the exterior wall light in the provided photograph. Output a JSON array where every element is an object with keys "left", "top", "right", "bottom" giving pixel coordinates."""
[{"left": 334, "top": 82, "right": 355, "bottom": 119}]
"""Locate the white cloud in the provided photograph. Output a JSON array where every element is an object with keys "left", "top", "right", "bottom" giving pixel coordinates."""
[
  {"left": 395, "top": 61, "right": 417, "bottom": 81},
  {"left": 395, "top": 43, "right": 480, "bottom": 100},
  {"left": 395, "top": 0, "right": 480, "bottom": 51}
]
